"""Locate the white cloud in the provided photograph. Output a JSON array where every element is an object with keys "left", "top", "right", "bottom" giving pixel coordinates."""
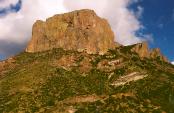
[
  {"left": 172, "top": 61, "right": 174, "bottom": 65},
  {"left": 0, "top": 0, "right": 66, "bottom": 57},
  {"left": 0, "top": 0, "right": 151, "bottom": 58},
  {"left": 0, "top": 0, "right": 66, "bottom": 43}
]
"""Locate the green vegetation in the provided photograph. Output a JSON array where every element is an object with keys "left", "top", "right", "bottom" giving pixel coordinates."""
[{"left": 0, "top": 46, "right": 174, "bottom": 113}]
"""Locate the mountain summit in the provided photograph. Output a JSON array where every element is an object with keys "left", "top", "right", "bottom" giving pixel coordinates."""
[
  {"left": 26, "top": 9, "right": 115, "bottom": 54},
  {"left": 26, "top": 9, "right": 168, "bottom": 62}
]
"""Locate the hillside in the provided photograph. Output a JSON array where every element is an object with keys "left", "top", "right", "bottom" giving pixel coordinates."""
[
  {"left": 0, "top": 45, "right": 174, "bottom": 113},
  {"left": 0, "top": 9, "right": 174, "bottom": 113}
]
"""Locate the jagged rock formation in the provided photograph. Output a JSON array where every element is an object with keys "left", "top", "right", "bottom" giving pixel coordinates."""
[
  {"left": 131, "top": 42, "right": 168, "bottom": 62},
  {"left": 131, "top": 42, "right": 150, "bottom": 58},
  {"left": 150, "top": 48, "right": 168, "bottom": 62},
  {"left": 26, "top": 9, "right": 115, "bottom": 54}
]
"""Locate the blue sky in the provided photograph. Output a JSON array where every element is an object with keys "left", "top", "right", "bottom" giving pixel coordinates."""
[
  {"left": 130, "top": 0, "right": 174, "bottom": 61},
  {"left": 0, "top": 0, "right": 173, "bottom": 62}
]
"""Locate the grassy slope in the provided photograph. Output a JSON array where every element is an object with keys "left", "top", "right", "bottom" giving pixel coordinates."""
[{"left": 0, "top": 47, "right": 174, "bottom": 113}]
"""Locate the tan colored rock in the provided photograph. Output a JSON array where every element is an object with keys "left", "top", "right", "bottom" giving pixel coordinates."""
[
  {"left": 53, "top": 55, "right": 77, "bottom": 69},
  {"left": 79, "top": 57, "right": 92, "bottom": 73},
  {"left": 131, "top": 42, "right": 168, "bottom": 62},
  {"left": 0, "top": 57, "right": 16, "bottom": 76},
  {"left": 115, "top": 42, "right": 123, "bottom": 48},
  {"left": 26, "top": 9, "right": 115, "bottom": 54},
  {"left": 150, "top": 48, "right": 168, "bottom": 62},
  {"left": 131, "top": 42, "right": 150, "bottom": 58},
  {"left": 97, "top": 58, "right": 124, "bottom": 72},
  {"left": 0, "top": 61, "right": 5, "bottom": 72}
]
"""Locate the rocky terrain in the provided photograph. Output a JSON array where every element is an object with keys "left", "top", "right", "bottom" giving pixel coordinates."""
[
  {"left": 26, "top": 9, "right": 115, "bottom": 54},
  {"left": 0, "top": 9, "right": 174, "bottom": 113},
  {"left": 131, "top": 42, "right": 168, "bottom": 62}
]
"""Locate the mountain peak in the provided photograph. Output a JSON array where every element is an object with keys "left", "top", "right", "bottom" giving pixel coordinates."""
[
  {"left": 1, "top": 9, "right": 174, "bottom": 113},
  {"left": 26, "top": 9, "right": 115, "bottom": 54},
  {"left": 25, "top": 9, "right": 168, "bottom": 62}
]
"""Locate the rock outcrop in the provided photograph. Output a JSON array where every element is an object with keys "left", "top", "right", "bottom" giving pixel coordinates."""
[
  {"left": 131, "top": 42, "right": 150, "bottom": 58},
  {"left": 131, "top": 42, "right": 168, "bottom": 62},
  {"left": 0, "top": 57, "right": 15, "bottom": 76},
  {"left": 26, "top": 9, "right": 115, "bottom": 54},
  {"left": 150, "top": 48, "right": 168, "bottom": 62}
]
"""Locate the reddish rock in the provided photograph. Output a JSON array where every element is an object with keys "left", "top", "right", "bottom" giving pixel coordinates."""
[
  {"left": 150, "top": 48, "right": 168, "bottom": 62},
  {"left": 26, "top": 9, "right": 115, "bottom": 54},
  {"left": 131, "top": 42, "right": 168, "bottom": 62},
  {"left": 131, "top": 42, "right": 150, "bottom": 58}
]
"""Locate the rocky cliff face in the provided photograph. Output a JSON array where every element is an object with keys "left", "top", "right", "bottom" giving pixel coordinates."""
[{"left": 26, "top": 9, "right": 115, "bottom": 54}]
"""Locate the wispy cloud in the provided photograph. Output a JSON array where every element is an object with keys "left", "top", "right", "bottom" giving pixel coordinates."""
[
  {"left": 135, "top": 6, "right": 144, "bottom": 19},
  {"left": 142, "top": 34, "right": 154, "bottom": 43},
  {"left": 158, "top": 23, "right": 164, "bottom": 29}
]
